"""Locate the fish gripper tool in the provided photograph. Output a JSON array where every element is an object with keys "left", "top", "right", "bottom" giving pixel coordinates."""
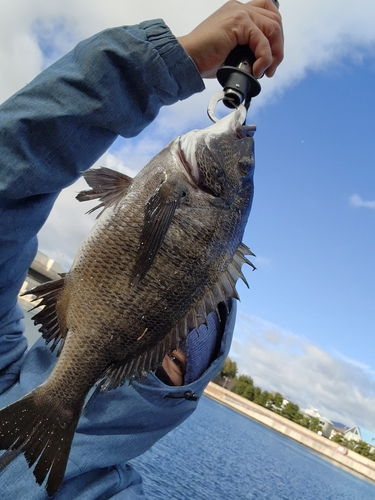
[{"left": 207, "top": 0, "right": 279, "bottom": 123}]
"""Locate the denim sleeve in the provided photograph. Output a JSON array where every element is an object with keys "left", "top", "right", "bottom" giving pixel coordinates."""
[{"left": 0, "top": 20, "right": 204, "bottom": 391}]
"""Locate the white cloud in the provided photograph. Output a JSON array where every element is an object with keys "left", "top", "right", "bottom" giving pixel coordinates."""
[
  {"left": 231, "top": 312, "right": 375, "bottom": 429},
  {"left": 2, "top": 0, "right": 375, "bottom": 104},
  {"left": 37, "top": 177, "right": 96, "bottom": 270},
  {"left": 349, "top": 194, "right": 375, "bottom": 209}
]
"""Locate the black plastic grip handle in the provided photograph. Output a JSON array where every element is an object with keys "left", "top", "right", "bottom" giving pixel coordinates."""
[
  {"left": 216, "top": 46, "right": 261, "bottom": 109},
  {"left": 216, "top": 0, "right": 280, "bottom": 109}
]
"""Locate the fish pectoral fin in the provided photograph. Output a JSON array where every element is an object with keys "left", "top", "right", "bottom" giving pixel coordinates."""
[
  {"left": 76, "top": 166, "right": 133, "bottom": 217},
  {"left": 21, "top": 275, "right": 67, "bottom": 355},
  {"left": 131, "top": 177, "right": 187, "bottom": 284}
]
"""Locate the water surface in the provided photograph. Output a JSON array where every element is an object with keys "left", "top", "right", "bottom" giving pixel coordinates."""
[{"left": 132, "top": 396, "right": 375, "bottom": 499}]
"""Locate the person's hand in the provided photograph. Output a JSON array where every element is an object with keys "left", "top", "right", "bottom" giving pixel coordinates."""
[{"left": 178, "top": 0, "right": 283, "bottom": 79}]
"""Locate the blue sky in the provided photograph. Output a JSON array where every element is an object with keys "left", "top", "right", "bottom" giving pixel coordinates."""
[
  {"left": 1, "top": 0, "right": 375, "bottom": 428},
  {"left": 245, "top": 60, "right": 375, "bottom": 362}
]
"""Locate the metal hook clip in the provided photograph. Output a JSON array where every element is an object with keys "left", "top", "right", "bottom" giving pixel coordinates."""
[{"left": 207, "top": 92, "right": 247, "bottom": 124}]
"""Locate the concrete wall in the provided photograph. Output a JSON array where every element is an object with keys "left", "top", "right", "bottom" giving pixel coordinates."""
[
  {"left": 20, "top": 251, "right": 66, "bottom": 296},
  {"left": 204, "top": 382, "right": 375, "bottom": 483}
]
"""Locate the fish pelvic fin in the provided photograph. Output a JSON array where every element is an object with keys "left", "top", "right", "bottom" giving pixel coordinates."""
[
  {"left": 0, "top": 387, "right": 81, "bottom": 497},
  {"left": 76, "top": 166, "right": 133, "bottom": 218},
  {"left": 21, "top": 275, "right": 67, "bottom": 355}
]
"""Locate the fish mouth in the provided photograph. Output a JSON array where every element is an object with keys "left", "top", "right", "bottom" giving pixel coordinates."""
[
  {"left": 236, "top": 124, "right": 257, "bottom": 139},
  {"left": 176, "top": 110, "right": 256, "bottom": 187}
]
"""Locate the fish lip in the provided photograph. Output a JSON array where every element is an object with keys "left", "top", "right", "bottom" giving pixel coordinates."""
[{"left": 236, "top": 124, "right": 257, "bottom": 139}]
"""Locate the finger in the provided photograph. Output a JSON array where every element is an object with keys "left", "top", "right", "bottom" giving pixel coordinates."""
[
  {"left": 250, "top": 35, "right": 273, "bottom": 78},
  {"left": 242, "top": 13, "right": 283, "bottom": 78},
  {"left": 245, "top": 0, "right": 280, "bottom": 16}
]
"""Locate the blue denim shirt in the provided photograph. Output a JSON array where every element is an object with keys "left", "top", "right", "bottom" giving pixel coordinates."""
[{"left": 0, "top": 20, "right": 235, "bottom": 499}]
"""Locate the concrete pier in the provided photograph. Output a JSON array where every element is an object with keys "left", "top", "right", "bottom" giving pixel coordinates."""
[{"left": 204, "top": 382, "right": 375, "bottom": 483}]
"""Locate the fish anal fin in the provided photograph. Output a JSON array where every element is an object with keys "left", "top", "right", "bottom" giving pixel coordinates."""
[
  {"left": 98, "top": 295, "right": 227, "bottom": 390},
  {"left": 76, "top": 167, "right": 133, "bottom": 218},
  {"left": 98, "top": 323, "right": 187, "bottom": 391},
  {"left": 21, "top": 276, "right": 66, "bottom": 354},
  {"left": 98, "top": 346, "right": 166, "bottom": 391},
  {"left": 131, "top": 175, "right": 187, "bottom": 284}
]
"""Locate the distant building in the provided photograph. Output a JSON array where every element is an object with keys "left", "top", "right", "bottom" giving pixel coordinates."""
[
  {"left": 330, "top": 426, "right": 347, "bottom": 441},
  {"left": 345, "top": 426, "right": 375, "bottom": 452},
  {"left": 301, "top": 407, "right": 334, "bottom": 438},
  {"left": 329, "top": 420, "right": 349, "bottom": 441},
  {"left": 19, "top": 251, "right": 66, "bottom": 299},
  {"left": 302, "top": 407, "right": 320, "bottom": 419}
]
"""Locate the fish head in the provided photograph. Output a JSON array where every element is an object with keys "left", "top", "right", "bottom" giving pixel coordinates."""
[{"left": 178, "top": 109, "right": 255, "bottom": 213}]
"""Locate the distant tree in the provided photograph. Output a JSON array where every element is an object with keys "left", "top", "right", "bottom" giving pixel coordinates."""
[
  {"left": 331, "top": 433, "right": 345, "bottom": 444},
  {"left": 354, "top": 440, "right": 371, "bottom": 458},
  {"left": 281, "top": 402, "right": 300, "bottom": 422},
  {"left": 346, "top": 440, "right": 359, "bottom": 452},
  {"left": 220, "top": 357, "right": 237, "bottom": 379},
  {"left": 273, "top": 392, "right": 284, "bottom": 409},
  {"left": 233, "top": 375, "right": 255, "bottom": 401},
  {"left": 254, "top": 390, "right": 270, "bottom": 407},
  {"left": 307, "top": 417, "right": 322, "bottom": 433},
  {"left": 330, "top": 433, "right": 366, "bottom": 455},
  {"left": 265, "top": 392, "right": 283, "bottom": 412},
  {"left": 293, "top": 414, "right": 310, "bottom": 428},
  {"left": 252, "top": 387, "right": 262, "bottom": 403},
  {"left": 261, "top": 391, "right": 271, "bottom": 407}
]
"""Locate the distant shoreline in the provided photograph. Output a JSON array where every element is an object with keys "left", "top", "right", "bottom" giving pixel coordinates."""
[{"left": 204, "top": 382, "right": 375, "bottom": 484}]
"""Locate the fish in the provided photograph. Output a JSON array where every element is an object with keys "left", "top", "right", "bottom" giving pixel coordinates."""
[{"left": 0, "top": 108, "right": 256, "bottom": 496}]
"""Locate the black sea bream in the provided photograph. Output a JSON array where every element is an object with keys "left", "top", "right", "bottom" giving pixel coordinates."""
[{"left": 0, "top": 109, "right": 256, "bottom": 495}]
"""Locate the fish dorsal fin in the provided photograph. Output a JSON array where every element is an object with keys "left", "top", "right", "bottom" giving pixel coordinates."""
[
  {"left": 21, "top": 275, "right": 67, "bottom": 355},
  {"left": 76, "top": 167, "right": 133, "bottom": 217},
  {"left": 98, "top": 243, "right": 255, "bottom": 390},
  {"left": 131, "top": 175, "right": 188, "bottom": 284}
]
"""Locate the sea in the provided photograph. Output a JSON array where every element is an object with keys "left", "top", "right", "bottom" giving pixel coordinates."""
[{"left": 131, "top": 396, "right": 375, "bottom": 500}]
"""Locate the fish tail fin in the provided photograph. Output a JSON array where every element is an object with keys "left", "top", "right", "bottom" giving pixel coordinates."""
[{"left": 0, "top": 387, "right": 80, "bottom": 496}]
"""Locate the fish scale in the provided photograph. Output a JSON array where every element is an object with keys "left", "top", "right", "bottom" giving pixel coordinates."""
[{"left": 0, "top": 109, "right": 256, "bottom": 496}]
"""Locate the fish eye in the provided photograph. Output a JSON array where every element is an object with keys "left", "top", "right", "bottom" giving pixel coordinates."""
[{"left": 238, "top": 157, "right": 251, "bottom": 175}]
